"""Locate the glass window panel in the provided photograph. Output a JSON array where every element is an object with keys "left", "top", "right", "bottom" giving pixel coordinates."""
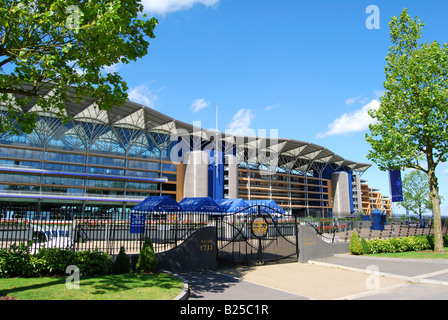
[{"left": 162, "top": 163, "right": 177, "bottom": 172}]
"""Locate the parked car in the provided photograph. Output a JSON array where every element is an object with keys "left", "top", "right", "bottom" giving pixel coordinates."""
[{"left": 29, "top": 225, "right": 73, "bottom": 254}]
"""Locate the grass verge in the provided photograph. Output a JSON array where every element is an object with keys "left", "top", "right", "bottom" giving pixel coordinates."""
[
  {"left": 370, "top": 247, "right": 448, "bottom": 260},
  {"left": 0, "top": 273, "right": 184, "bottom": 300}
]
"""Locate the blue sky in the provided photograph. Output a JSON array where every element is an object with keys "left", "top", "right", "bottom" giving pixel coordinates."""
[{"left": 115, "top": 0, "right": 448, "bottom": 216}]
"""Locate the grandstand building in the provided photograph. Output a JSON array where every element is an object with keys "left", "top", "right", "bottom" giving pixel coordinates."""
[{"left": 0, "top": 86, "right": 374, "bottom": 218}]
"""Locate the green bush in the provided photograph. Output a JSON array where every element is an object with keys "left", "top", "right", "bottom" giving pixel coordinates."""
[
  {"left": 112, "top": 246, "right": 131, "bottom": 274},
  {"left": 367, "top": 235, "right": 432, "bottom": 254},
  {"left": 349, "top": 232, "right": 363, "bottom": 255},
  {"left": 0, "top": 244, "right": 112, "bottom": 278},
  {"left": 0, "top": 243, "right": 40, "bottom": 277},
  {"left": 35, "top": 248, "right": 77, "bottom": 275},
  {"left": 136, "top": 238, "right": 158, "bottom": 274},
  {"left": 361, "top": 238, "right": 371, "bottom": 254},
  {"left": 426, "top": 235, "right": 448, "bottom": 250},
  {"left": 76, "top": 249, "right": 112, "bottom": 276}
]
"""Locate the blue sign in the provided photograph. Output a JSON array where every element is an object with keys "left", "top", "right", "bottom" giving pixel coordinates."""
[
  {"left": 389, "top": 170, "right": 404, "bottom": 202},
  {"left": 130, "top": 212, "right": 146, "bottom": 234}
]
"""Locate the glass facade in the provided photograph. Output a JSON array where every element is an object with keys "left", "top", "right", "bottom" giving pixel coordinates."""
[
  {"left": 0, "top": 91, "right": 371, "bottom": 217},
  {"left": 0, "top": 103, "right": 180, "bottom": 214},
  {"left": 237, "top": 167, "right": 331, "bottom": 216}
]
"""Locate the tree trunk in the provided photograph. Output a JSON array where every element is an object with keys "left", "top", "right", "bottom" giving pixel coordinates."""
[
  {"left": 428, "top": 165, "right": 443, "bottom": 253},
  {"left": 418, "top": 207, "right": 422, "bottom": 224}
]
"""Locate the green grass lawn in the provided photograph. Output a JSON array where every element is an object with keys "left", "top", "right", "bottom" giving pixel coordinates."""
[
  {"left": 0, "top": 273, "right": 184, "bottom": 300},
  {"left": 370, "top": 247, "right": 448, "bottom": 260}
]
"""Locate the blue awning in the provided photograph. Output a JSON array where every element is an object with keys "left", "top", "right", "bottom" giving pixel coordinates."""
[
  {"left": 179, "top": 197, "right": 222, "bottom": 212},
  {"left": 132, "top": 196, "right": 182, "bottom": 212},
  {"left": 246, "top": 200, "right": 285, "bottom": 214},
  {"left": 216, "top": 198, "right": 249, "bottom": 213}
]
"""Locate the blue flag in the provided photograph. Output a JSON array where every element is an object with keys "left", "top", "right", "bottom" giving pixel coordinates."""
[{"left": 389, "top": 170, "right": 404, "bottom": 202}]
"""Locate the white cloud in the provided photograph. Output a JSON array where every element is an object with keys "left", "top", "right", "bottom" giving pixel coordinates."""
[
  {"left": 142, "top": 0, "right": 219, "bottom": 15},
  {"left": 226, "top": 108, "right": 255, "bottom": 136},
  {"left": 265, "top": 103, "right": 280, "bottom": 111},
  {"left": 345, "top": 95, "right": 361, "bottom": 106},
  {"left": 127, "top": 84, "right": 159, "bottom": 108},
  {"left": 345, "top": 95, "right": 370, "bottom": 106},
  {"left": 102, "top": 63, "right": 122, "bottom": 74},
  {"left": 191, "top": 98, "right": 210, "bottom": 113},
  {"left": 316, "top": 99, "right": 380, "bottom": 138}
]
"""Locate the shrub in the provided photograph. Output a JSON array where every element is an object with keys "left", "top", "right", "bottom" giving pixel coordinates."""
[
  {"left": 368, "top": 238, "right": 383, "bottom": 254},
  {"left": 349, "top": 232, "right": 363, "bottom": 255},
  {"left": 112, "top": 246, "right": 131, "bottom": 274},
  {"left": 76, "top": 249, "right": 112, "bottom": 276},
  {"left": 0, "top": 244, "right": 112, "bottom": 278},
  {"left": 361, "top": 238, "right": 371, "bottom": 254},
  {"left": 0, "top": 243, "right": 40, "bottom": 278},
  {"left": 35, "top": 248, "right": 77, "bottom": 275},
  {"left": 426, "top": 235, "right": 448, "bottom": 250},
  {"left": 367, "top": 236, "right": 432, "bottom": 254},
  {"left": 136, "top": 238, "right": 158, "bottom": 273}
]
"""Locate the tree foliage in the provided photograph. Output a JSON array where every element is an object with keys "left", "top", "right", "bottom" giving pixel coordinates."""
[
  {"left": 366, "top": 9, "right": 448, "bottom": 252},
  {"left": 0, "top": 0, "right": 158, "bottom": 134},
  {"left": 400, "top": 170, "right": 443, "bottom": 220}
]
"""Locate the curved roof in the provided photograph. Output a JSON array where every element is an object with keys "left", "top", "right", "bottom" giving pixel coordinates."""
[
  {"left": 3, "top": 83, "right": 371, "bottom": 174},
  {"left": 132, "top": 196, "right": 182, "bottom": 212},
  {"left": 179, "top": 197, "right": 222, "bottom": 212}
]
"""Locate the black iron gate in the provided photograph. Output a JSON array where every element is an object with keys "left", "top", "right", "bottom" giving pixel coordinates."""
[{"left": 215, "top": 205, "right": 299, "bottom": 265}]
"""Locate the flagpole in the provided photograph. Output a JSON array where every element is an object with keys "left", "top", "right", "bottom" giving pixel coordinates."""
[{"left": 216, "top": 105, "right": 218, "bottom": 180}]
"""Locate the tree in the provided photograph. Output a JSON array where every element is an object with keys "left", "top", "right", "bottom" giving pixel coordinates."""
[
  {"left": 366, "top": 9, "right": 448, "bottom": 252},
  {"left": 349, "top": 232, "right": 363, "bottom": 255},
  {"left": 112, "top": 246, "right": 131, "bottom": 274},
  {"left": 136, "top": 238, "right": 158, "bottom": 273},
  {"left": 400, "top": 170, "right": 432, "bottom": 220},
  {"left": 0, "top": 0, "right": 157, "bottom": 135}
]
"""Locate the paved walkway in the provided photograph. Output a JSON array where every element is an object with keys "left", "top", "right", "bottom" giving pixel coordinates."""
[
  {"left": 180, "top": 270, "right": 307, "bottom": 300},
  {"left": 180, "top": 255, "right": 448, "bottom": 300}
]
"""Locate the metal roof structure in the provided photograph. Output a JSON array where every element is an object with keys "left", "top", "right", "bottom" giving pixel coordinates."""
[{"left": 3, "top": 83, "right": 371, "bottom": 175}]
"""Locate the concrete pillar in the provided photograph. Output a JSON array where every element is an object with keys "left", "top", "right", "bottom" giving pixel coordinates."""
[
  {"left": 331, "top": 172, "right": 351, "bottom": 218},
  {"left": 183, "top": 151, "right": 209, "bottom": 198}
]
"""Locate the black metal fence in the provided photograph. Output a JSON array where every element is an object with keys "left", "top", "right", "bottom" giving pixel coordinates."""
[
  {"left": 2, "top": 205, "right": 448, "bottom": 258},
  {"left": 307, "top": 218, "right": 448, "bottom": 243},
  {"left": 0, "top": 208, "right": 212, "bottom": 255}
]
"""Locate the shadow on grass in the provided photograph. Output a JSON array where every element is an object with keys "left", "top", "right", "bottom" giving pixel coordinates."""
[
  {"left": 0, "top": 273, "right": 182, "bottom": 299},
  {"left": 83, "top": 273, "right": 180, "bottom": 296},
  {"left": 0, "top": 277, "right": 66, "bottom": 298}
]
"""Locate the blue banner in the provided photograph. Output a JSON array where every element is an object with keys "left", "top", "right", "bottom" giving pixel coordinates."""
[
  {"left": 389, "top": 170, "right": 404, "bottom": 202},
  {"left": 130, "top": 212, "right": 146, "bottom": 234}
]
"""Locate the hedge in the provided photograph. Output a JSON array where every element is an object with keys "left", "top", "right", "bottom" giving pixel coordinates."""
[
  {"left": 0, "top": 243, "right": 112, "bottom": 278},
  {"left": 350, "top": 234, "right": 448, "bottom": 255}
]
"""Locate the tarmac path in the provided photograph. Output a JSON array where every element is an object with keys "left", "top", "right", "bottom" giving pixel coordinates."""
[{"left": 180, "top": 255, "right": 448, "bottom": 300}]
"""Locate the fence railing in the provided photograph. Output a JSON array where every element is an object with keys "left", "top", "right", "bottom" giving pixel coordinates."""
[
  {"left": 2, "top": 209, "right": 448, "bottom": 256},
  {"left": 0, "top": 209, "right": 213, "bottom": 255},
  {"left": 305, "top": 218, "right": 448, "bottom": 243}
]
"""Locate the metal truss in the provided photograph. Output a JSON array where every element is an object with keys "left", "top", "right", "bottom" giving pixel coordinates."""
[{"left": 2, "top": 84, "right": 371, "bottom": 178}]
